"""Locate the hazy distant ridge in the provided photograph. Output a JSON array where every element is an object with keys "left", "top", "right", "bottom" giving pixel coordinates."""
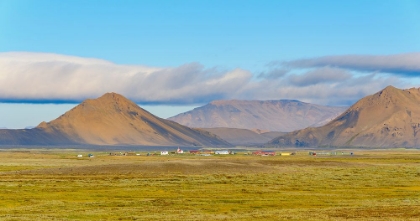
[
  {"left": 199, "top": 127, "right": 285, "bottom": 146},
  {"left": 169, "top": 100, "right": 346, "bottom": 132}
]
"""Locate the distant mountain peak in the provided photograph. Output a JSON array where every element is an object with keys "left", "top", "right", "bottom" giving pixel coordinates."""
[
  {"left": 376, "top": 85, "right": 400, "bottom": 97},
  {"left": 83, "top": 92, "right": 136, "bottom": 107},
  {"left": 169, "top": 99, "right": 347, "bottom": 132},
  {"left": 97, "top": 92, "right": 128, "bottom": 101},
  {"left": 349, "top": 85, "right": 413, "bottom": 112},
  {"left": 383, "top": 85, "right": 397, "bottom": 90}
]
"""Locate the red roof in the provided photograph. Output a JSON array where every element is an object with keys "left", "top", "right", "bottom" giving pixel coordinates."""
[{"left": 252, "top": 150, "right": 275, "bottom": 156}]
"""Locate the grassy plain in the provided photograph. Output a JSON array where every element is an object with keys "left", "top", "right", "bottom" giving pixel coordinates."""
[{"left": 0, "top": 149, "right": 419, "bottom": 220}]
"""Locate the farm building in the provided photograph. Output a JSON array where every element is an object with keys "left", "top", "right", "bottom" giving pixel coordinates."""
[
  {"left": 177, "top": 147, "right": 184, "bottom": 154},
  {"left": 189, "top": 150, "right": 200, "bottom": 154},
  {"left": 161, "top": 151, "right": 169, "bottom": 155},
  {"left": 201, "top": 150, "right": 213, "bottom": 154},
  {"left": 215, "top": 150, "right": 229, "bottom": 155},
  {"left": 308, "top": 151, "right": 353, "bottom": 156},
  {"left": 252, "top": 150, "right": 276, "bottom": 156}
]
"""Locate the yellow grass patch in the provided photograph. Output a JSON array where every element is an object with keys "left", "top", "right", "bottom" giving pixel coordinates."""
[{"left": 0, "top": 149, "right": 419, "bottom": 220}]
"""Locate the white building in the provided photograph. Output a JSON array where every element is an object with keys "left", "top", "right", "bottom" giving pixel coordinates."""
[
  {"left": 215, "top": 150, "right": 229, "bottom": 155},
  {"left": 177, "top": 147, "right": 184, "bottom": 154}
]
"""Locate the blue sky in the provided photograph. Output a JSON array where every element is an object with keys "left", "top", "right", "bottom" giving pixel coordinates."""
[{"left": 1, "top": 0, "right": 420, "bottom": 128}]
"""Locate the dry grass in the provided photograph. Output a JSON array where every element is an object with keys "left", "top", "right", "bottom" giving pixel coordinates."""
[{"left": 0, "top": 149, "right": 419, "bottom": 220}]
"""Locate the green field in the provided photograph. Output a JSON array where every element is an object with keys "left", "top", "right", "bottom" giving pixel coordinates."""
[{"left": 0, "top": 149, "right": 419, "bottom": 220}]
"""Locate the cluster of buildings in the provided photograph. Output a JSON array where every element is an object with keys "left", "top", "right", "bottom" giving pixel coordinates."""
[
  {"left": 309, "top": 151, "right": 354, "bottom": 156},
  {"left": 78, "top": 148, "right": 306, "bottom": 158},
  {"left": 153, "top": 149, "right": 296, "bottom": 156},
  {"left": 78, "top": 149, "right": 356, "bottom": 158},
  {"left": 251, "top": 151, "right": 296, "bottom": 156},
  {"left": 188, "top": 149, "right": 233, "bottom": 155},
  {"left": 160, "top": 147, "right": 185, "bottom": 155}
]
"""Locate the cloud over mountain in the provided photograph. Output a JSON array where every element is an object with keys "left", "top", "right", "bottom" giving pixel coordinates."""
[
  {"left": 287, "top": 67, "right": 351, "bottom": 86},
  {"left": 0, "top": 52, "right": 416, "bottom": 106},
  {"left": 0, "top": 52, "right": 251, "bottom": 104},
  {"left": 282, "top": 53, "right": 420, "bottom": 77}
]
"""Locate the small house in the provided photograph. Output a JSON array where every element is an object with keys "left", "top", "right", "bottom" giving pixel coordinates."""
[
  {"left": 177, "top": 147, "right": 184, "bottom": 154},
  {"left": 264, "top": 151, "right": 276, "bottom": 156},
  {"left": 201, "top": 150, "right": 213, "bottom": 154},
  {"left": 252, "top": 150, "right": 276, "bottom": 156},
  {"left": 161, "top": 151, "right": 169, "bottom": 155},
  {"left": 215, "top": 150, "right": 229, "bottom": 155},
  {"left": 189, "top": 150, "right": 200, "bottom": 154}
]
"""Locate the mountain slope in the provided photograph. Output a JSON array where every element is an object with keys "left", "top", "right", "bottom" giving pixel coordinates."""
[
  {"left": 268, "top": 86, "right": 420, "bottom": 148},
  {"left": 0, "top": 128, "right": 77, "bottom": 145},
  {"left": 200, "top": 127, "right": 285, "bottom": 146},
  {"left": 0, "top": 93, "right": 231, "bottom": 146},
  {"left": 168, "top": 100, "right": 346, "bottom": 132}
]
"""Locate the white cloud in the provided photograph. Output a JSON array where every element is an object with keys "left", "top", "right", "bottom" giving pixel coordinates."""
[
  {"left": 257, "top": 68, "right": 288, "bottom": 79},
  {"left": 0, "top": 52, "right": 252, "bottom": 104},
  {"left": 287, "top": 67, "right": 351, "bottom": 86},
  {"left": 0, "top": 52, "right": 416, "bottom": 106},
  {"left": 283, "top": 53, "right": 420, "bottom": 76},
  {"left": 237, "top": 69, "right": 406, "bottom": 106}
]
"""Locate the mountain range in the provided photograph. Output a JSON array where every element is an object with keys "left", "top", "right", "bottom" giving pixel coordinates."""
[
  {"left": 0, "top": 93, "right": 231, "bottom": 147},
  {"left": 199, "top": 128, "right": 285, "bottom": 146},
  {"left": 168, "top": 100, "right": 346, "bottom": 132},
  {"left": 268, "top": 86, "right": 420, "bottom": 148},
  {"left": 2, "top": 85, "right": 419, "bottom": 148}
]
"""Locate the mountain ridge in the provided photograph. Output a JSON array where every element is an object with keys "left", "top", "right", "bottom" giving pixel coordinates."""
[
  {"left": 268, "top": 86, "right": 420, "bottom": 148},
  {"left": 199, "top": 127, "right": 285, "bottom": 146},
  {"left": 0, "top": 93, "right": 231, "bottom": 147},
  {"left": 169, "top": 100, "right": 346, "bottom": 132}
]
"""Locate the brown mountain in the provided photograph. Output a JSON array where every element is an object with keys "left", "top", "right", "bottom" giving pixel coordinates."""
[
  {"left": 168, "top": 100, "right": 346, "bottom": 132},
  {"left": 268, "top": 86, "right": 420, "bottom": 148},
  {"left": 0, "top": 93, "right": 231, "bottom": 147},
  {"left": 200, "top": 127, "right": 285, "bottom": 146}
]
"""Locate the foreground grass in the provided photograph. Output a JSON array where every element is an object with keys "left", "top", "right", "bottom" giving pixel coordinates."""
[{"left": 0, "top": 150, "right": 419, "bottom": 220}]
